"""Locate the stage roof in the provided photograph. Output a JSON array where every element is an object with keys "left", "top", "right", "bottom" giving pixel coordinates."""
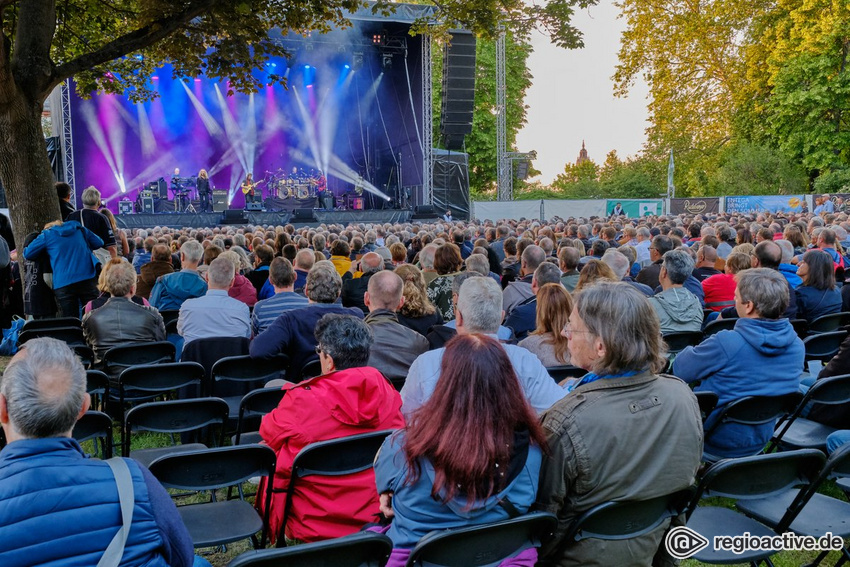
[{"left": 347, "top": 2, "right": 439, "bottom": 24}]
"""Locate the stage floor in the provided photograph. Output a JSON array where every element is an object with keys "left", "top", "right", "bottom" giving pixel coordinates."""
[{"left": 115, "top": 209, "right": 415, "bottom": 229}]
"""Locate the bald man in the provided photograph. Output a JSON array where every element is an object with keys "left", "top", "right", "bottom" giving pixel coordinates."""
[
  {"left": 341, "top": 251, "right": 383, "bottom": 314},
  {"left": 363, "top": 270, "right": 429, "bottom": 385},
  {"left": 693, "top": 245, "right": 721, "bottom": 282}
]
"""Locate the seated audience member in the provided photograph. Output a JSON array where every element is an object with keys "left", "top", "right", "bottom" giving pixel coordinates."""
[
  {"left": 394, "top": 264, "right": 443, "bottom": 336},
  {"left": 465, "top": 252, "right": 500, "bottom": 283},
  {"left": 364, "top": 271, "right": 429, "bottom": 383},
  {"left": 149, "top": 240, "right": 207, "bottom": 311},
  {"left": 82, "top": 260, "right": 166, "bottom": 366},
  {"left": 795, "top": 249, "right": 841, "bottom": 323},
  {"left": 573, "top": 259, "right": 618, "bottom": 293},
  {"left": 250, "top": 260, "right": 364, "bottom": 381},
  {"left": 503, "top": 245, "right": 546, "bottom": 313},
  {"left": 648, "top": 249, "right": 703, "bottom": 334},
  {"left": 136, "top": 243, "right": 174, "bottom": 299},
  {"left": 505, "top": 262, "right": 563, "bottom": 341},
  {"left": 246, "top": 244, "right": 274, "bottom": 297},
  {"left": 329, "top": 240, "right": 352, "bottom": 276},
  {"left": 293, "top": 248, "right": 314, "bottom": 292},
  {"left": 375, "top": 334, "right": 545, "bottom": 565},
  {"left": 177, "top": 257, "right": 251, "bottom": 348},
  {"left": 251, "top": 257, "right": 309, "bottom": 335},
  {"left": 0, "top": 338, "right": 198, "bottom": 567},
  {"left": 417, "top": 244, "right": 439, "bottom": 287},
  {"left": 717, "top": 240, "right": 798, "bottom": 320},
  {"left": 536, "top": 282, "right": 702, "bottom": 565},
  {"left": 258, "top": 315, "right": 404, "bottom": 545},
  {"left": 219, "top": 250, "right": 258, "bottom": 307},
  {"left": 636, "top": 235, "right": 673, "bottom": 289},
  {"left": 601, "top": 248, "right": 653, "bottom": 296},
  {"left": 673, "top": 268, "right": 803, "bottom": 458},
  {"left": 702, "top": 251, "right": 750, "bottom": 312},
  {"left": 501, "top": 236, "right": 518, "bottom": 271},
  {"left": 429, "top": 273, "right": 514, "bottom": 347},
  {"left": 426, "top": 243, "right": 464, "bottom": 321},
  {"left": 806, "top": 332, "right": 850, "bottom": 431},
  {"left": 342, "top": 252, "right": 383, "bottom": 313},
  {"left": 518, "top": 283, "right": 572, "bottom": 367},
  {"left": 558, "top": 246, "right": 580, "bottom": 292},
  {"left": 132, "top": 236, "right": 156, "bottom": 274},
  {"left": 693, "top": 245, "right": 721, "bottom": 281},
  {"left": 84, "top": 257, "right": 151, "bottom": 313},
  {"left": 776, "top": 239, "right": 803, "bottom": 289},
  {"left": 402, "top": 276, "right": 564, "bottom": 417}
]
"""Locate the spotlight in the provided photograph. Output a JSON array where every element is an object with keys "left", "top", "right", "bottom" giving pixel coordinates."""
[
  {"left": 344, "top": 64, "right": 350, "bottom": 70},
  {"left": 372, "top": 33, "right": 385, "bottom": 46},
  {"left": 381, "top": 53, "right": 393, "bottom": 70}
]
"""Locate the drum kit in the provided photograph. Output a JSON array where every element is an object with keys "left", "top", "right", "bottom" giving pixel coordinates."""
[{"left": 261, "top": 169, "right": 323, "bottom": 199}]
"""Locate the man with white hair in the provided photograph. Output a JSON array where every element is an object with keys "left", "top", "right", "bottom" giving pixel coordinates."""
[
  {"left": 177, "top": 256, "right": 250, "bottom": 348},
  {"left": 634, "top": 226, "right": 652, "bottom": 265},
  {"left": 401, "top": 276, "right": 565, "bottom": 418},
  {"left": 65, "top": 186, "right": 117, "bottom": 259},
  {"left": 776, "top": 240, "right": 803, "bottom": 289},
  {"left": 150, "top": 240, "right": 207, "bottom": 310},
  {"left": 601, "top": 249, "right": 653, "bottom": 297},
  {"left": 418, "top": 244, "right": 439, "bottom": 286}
]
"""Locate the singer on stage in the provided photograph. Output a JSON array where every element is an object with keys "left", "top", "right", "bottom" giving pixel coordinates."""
[{"left": 197, "top": 169, "right": 211, "bottom": 212}]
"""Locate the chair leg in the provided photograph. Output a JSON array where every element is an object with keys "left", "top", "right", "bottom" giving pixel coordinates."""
[{"left": 803, "top": 550, "right": 830, "bottom": 567}]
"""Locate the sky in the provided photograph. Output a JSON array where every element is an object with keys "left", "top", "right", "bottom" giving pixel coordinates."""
[{"left": 515, "top": 1, "right": 650, "bottom": 184}]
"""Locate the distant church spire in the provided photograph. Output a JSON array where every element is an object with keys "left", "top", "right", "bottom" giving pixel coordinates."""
[{"left": 576, "top": 140, "right": 590, "bottom": 165}]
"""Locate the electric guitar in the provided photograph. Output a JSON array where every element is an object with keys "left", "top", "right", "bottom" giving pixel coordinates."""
[{"left": 241, "top": 182, "right": 255, "bottom": 196}]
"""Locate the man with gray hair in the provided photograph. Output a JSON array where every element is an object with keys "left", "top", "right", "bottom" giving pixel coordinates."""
[
  {"left": 251, "top": 260, "right": 364, "bottom": 381},
  {"left": 634, "top": 226, "right": 652, "bottom": 265},
  {"left": 0, "top": 338, "right": 196, "bottom": 566},
  {"left": 177, "top": 256, "right": 250, "bottom": 348},
  {"left": 342, "top": 251, "right": 383, "bottom": 313},
  {"left": 418, "top": 244, "right": 439, "bottom": 286},
  {"left": 401, "top": 276, "right": 565, "bottom": 418},
  {"left": 82, "top": 260, "right": 166, "bottom": 367},
  {"left": 776, "top": 240, "right": 803, "bottom": 288},
  {"left": 251, "top": 258, "right": 309, "bottom": 335},
  {"left": 503, "top": 244, "right": 546, "bottom": 314},
  {"left": 674, "top": 268, "right": 803, "bottom": 459},
  {"left": 363, "top": 271, "right": 429, "bottom": 384},
  {"left": 65, "top": 186, "right": 117, "bottom": 260},
  {"left": 647, "top": 249, "right": 703, "bottom": 334},
  {"left": 150, "top": 239, "right": 207, "bottom": 311},
  {"left": 504, "top": 262, "right": 563, "bottom": 341},
  {"left": 601, "top": 249, "right": 654, "bottom": 297}
]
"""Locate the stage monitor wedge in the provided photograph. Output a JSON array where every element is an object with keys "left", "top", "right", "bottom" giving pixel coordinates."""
[
  {"left": 221, "top": 209, "right": 247, "bottom": 225},
  {"left": 440, "top": 32, "right": 477, "bottom": 151}
]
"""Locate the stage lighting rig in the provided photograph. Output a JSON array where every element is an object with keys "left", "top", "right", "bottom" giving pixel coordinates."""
[
  {"left": 371, "top": 32, "right": 386, "bottom": 46},
  {"left": 353, "top": 52, "right": 364, "bottom": 71},
  {"left": 382, "top": 53, "right": 393, "bottom": 70}
]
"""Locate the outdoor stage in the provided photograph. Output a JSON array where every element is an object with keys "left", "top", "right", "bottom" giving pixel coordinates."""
[{"left": 114, "top": 209, "right": 416, "bottom": 229}]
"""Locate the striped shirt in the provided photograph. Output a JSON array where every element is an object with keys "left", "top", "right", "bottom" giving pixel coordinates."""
[{"left": 251, "top": 291, "right": 309, "bottom": 335}]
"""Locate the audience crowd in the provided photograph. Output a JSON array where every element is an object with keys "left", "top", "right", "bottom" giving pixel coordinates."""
[{"left": 3, "top": 191, "right": 850, "bottom": 565}]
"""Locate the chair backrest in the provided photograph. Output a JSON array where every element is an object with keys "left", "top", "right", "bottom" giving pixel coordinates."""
[
  {"left": 226, "top": 531, "right": 393, "bottom": 567},
  {"left": 545, "top": 365, "right": 587, "bottom": 383},
  {"left": 704, "top": 392, "right": 802, "bottom": 439},
  {"left": 563, "top": 490, "right": 692, "bottom": 543},
  {"left": 791, "top": 318, "right": 810, "bottom": 340},
  {"left": 71, "top": 411, "right": 113, "bottom": 458},
  {"left": 770, "top": 374, "right": 850, "bottom": 451},
  {"left": 149, "top": 444, "right": 276, "bottom": 492},
  {"left": 22, "top": 317, "right": 80, "bottom": 332},
  {"left": 86, "top": 370, "right": 110, "bottom": 398},
  {"left": 212, "top": 354, "right": 289, "bottom": 387},
  {"left": 124, "top": 397, "right": 229, "bottom": 456},
  {"left": 807, "top": 311, "right": 850, "bottom": 334},
  {"left": 694, "top": 391, "right": 719, "bottom": 423},
  {"left": 102, "top": 341, "right": 176, "bottom": 376},
  {"left": 234, "top": 387, "right": 286, "bottom": 445},
  {"left": 301, "top": 358, "right": 323, "bottom": 380},
  {"left": 118, "top": 361, "right": 206, "bottom": 401},
  {"left": 662, "top": 331, "right": 703, "bottom": 353},
  {"left": 702, "top": 318, "right": 736, "bottom": 338},
  {"left": 181, "top": 336, "right": 251, "bottom": 381},
  {"left": 159, "top": 309, "right": 180, "bottom": 327},
  {"left": 803, "top": 330, "right": 847, "bottom": 362},
  {"left": 165, "top": 319, "right": 179, "bottom": 335},
  {"left": 18, "top": 326, "right": 86, "bottom": 347},
  {"left": 404, "top": 512, "right": 558, "bottom": 567},
  {"left": 73, "top": 345, "right": 95, "bottom": 369}
]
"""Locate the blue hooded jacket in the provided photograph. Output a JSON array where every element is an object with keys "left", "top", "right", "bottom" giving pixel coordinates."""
[
  {"left": 375, "top": 430, "right": 542, "bottom": 549},
  {"left": 672, "top": 318, "right": 803, "bottom": 458},
  {"left": 778, "top": 263, "right": 803, "bottom": 289},
  {"left": 23, "top": 221, "right": 102, "bottom": 289}
]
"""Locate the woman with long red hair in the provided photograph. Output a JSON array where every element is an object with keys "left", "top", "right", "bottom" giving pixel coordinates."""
[{"left": 374, "top": 334, "right": 547, "bottom": 566}]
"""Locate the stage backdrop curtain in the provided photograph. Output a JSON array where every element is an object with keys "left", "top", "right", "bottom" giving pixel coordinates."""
[
  {"left": 543, "top": 199, "right": 605, "bottom": 220},
  {"left": 473, "top": 200, "right": 542, "bottom": 222}
]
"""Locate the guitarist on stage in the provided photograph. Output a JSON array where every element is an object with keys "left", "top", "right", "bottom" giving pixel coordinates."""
[{"left": 241, "top": 172, "right": 257, "bottom": 209}]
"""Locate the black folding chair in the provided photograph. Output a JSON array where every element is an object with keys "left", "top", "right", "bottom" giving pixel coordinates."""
[
  {"left": 791, "top": 318, "right": 810, "bottom": 340},
  {"left": 211, "top": 354, "right": 289, "bottom": 419},
  {"left": 768, "top": 374, "right": 850, "bottom": 453},
  {"left": 545, "top": 365, "right": 587, "bottom": 384},
  {"left": 404, "top": 511, "right": 558, "bottom": 567},
  {"left": 86, "top": 369, "right": 110, "bottom": 412},
  {"left": 802, "top": 330, "right": 847, "bottom": 367},
  {"left": 72, "top": 411, "right": 114, "bottom": 459},
  {"left": 159, "top": 309, "right": 180, "bottom": 327},
  {"left": 278, "top": 430, "right": 395, "bottom": 547},
  {"left": 737, "top": 443, "right": 850, "bottom": 567},
  {"left": 662, "top": 331, "right": 703, "bottom": 355},
  {"left": 807, "top": 311, "right": 850, "bottom": 335},
  {"left": 301, "top": 358, "right": 323, "bottom": 380},
  {"left": 18, "top": 326, "right": 86, "bottom": 348},
  {"left": 685, "top": 449, "right": 825, "bottom": 565},
  {"left": 703, "top": 393, "right": 803, "bottom": 462},
  {"left": 562, "top": 490, "right": 692, "bottom": 544},
  {"left": 73, "top": 345, "right": 95, "bottom": 369},
  {"left": 124, "top": 397, "right": 229, "bottom": 468},
  {"left": 694, "top": 391, "right": 719, "bottom": 424},
  {"left": 227, "top": 531, "right": 393, "bottom": 567},
  {"left": 702, "top": 318, "right": 736, "bottom": 338},
  {"left": 165, "top": 319, "right": 179, "bottom": 336},
  {"left": 21, "top": 317, "right": 80, "bottom": 332},
  {"left": 115, "top": 361, "right": 206, "bottom": 408},
  {"left": 149, "top": 445, "right": 276, "bottom": 549},
  {"left": 232, "top": 387, "right": 286, "bottom": 446},
  {"left": 102, "top": 341, "right": 176, "bottom": 380}
]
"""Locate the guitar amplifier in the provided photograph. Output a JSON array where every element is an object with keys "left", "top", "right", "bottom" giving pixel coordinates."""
[
  {"left": 140, "top": 196, "right": 155, "bottom": 214},
  {"left": 212, "top": 190, "right": 228, "bottom": 212},
  {"left": 118, "top": 200, "right": 133, "bottom": 214}
]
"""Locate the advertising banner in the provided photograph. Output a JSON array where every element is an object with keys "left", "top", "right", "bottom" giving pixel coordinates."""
[
  {"left": 724, "top": 195, "right": 805, "bottom": 214},
  {"left": 543, "top": 199, "right": 606, "bottom": 220},
  {"left": 606, "top": 199, "right": 663, "bottom": 217},
  {"left": 669, "top": 198, "right": 720, "bottom": 215}
]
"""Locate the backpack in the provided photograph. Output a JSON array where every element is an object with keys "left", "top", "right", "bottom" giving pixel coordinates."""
[{"left": 0, "top": 316, "right": 25, "bottom": 356}]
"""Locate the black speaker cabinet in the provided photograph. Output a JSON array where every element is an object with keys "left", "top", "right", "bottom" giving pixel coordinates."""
[
  {"left": 246, "top": 201, "right": 263, "bottom": 211},
  {"left": 212, "top": 190, "right": 228, "bottom": 212},
  {"left": 292, "top": 208, "right": 316, "bottom": 222},
  {"left": 140, "top": 196, "right": 155, "bottom": 214},
  {"left": 221, "top": 209, "right": 247, "bottom": 225}
]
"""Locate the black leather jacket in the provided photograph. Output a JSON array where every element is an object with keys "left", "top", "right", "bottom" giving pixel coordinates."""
[{"left": 82, "top": 297, "right": 166, "bottom": 364}]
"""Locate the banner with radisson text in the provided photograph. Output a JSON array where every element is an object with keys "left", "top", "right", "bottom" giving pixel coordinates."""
[
  {"left": 724, "top": 195, "right": 805, "bottom": 214},
  {"left": 669, "top": 198, "right": 720, "bottom": 215}
]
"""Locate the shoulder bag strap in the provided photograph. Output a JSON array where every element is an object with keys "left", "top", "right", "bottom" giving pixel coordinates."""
[{"left": 97, "top": 458, "right": 135, "bottom": 567}]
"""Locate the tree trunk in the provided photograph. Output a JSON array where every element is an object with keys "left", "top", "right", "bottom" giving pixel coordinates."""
[{"left": 0, "top": 91, "right": 60, "bottom": 258}]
